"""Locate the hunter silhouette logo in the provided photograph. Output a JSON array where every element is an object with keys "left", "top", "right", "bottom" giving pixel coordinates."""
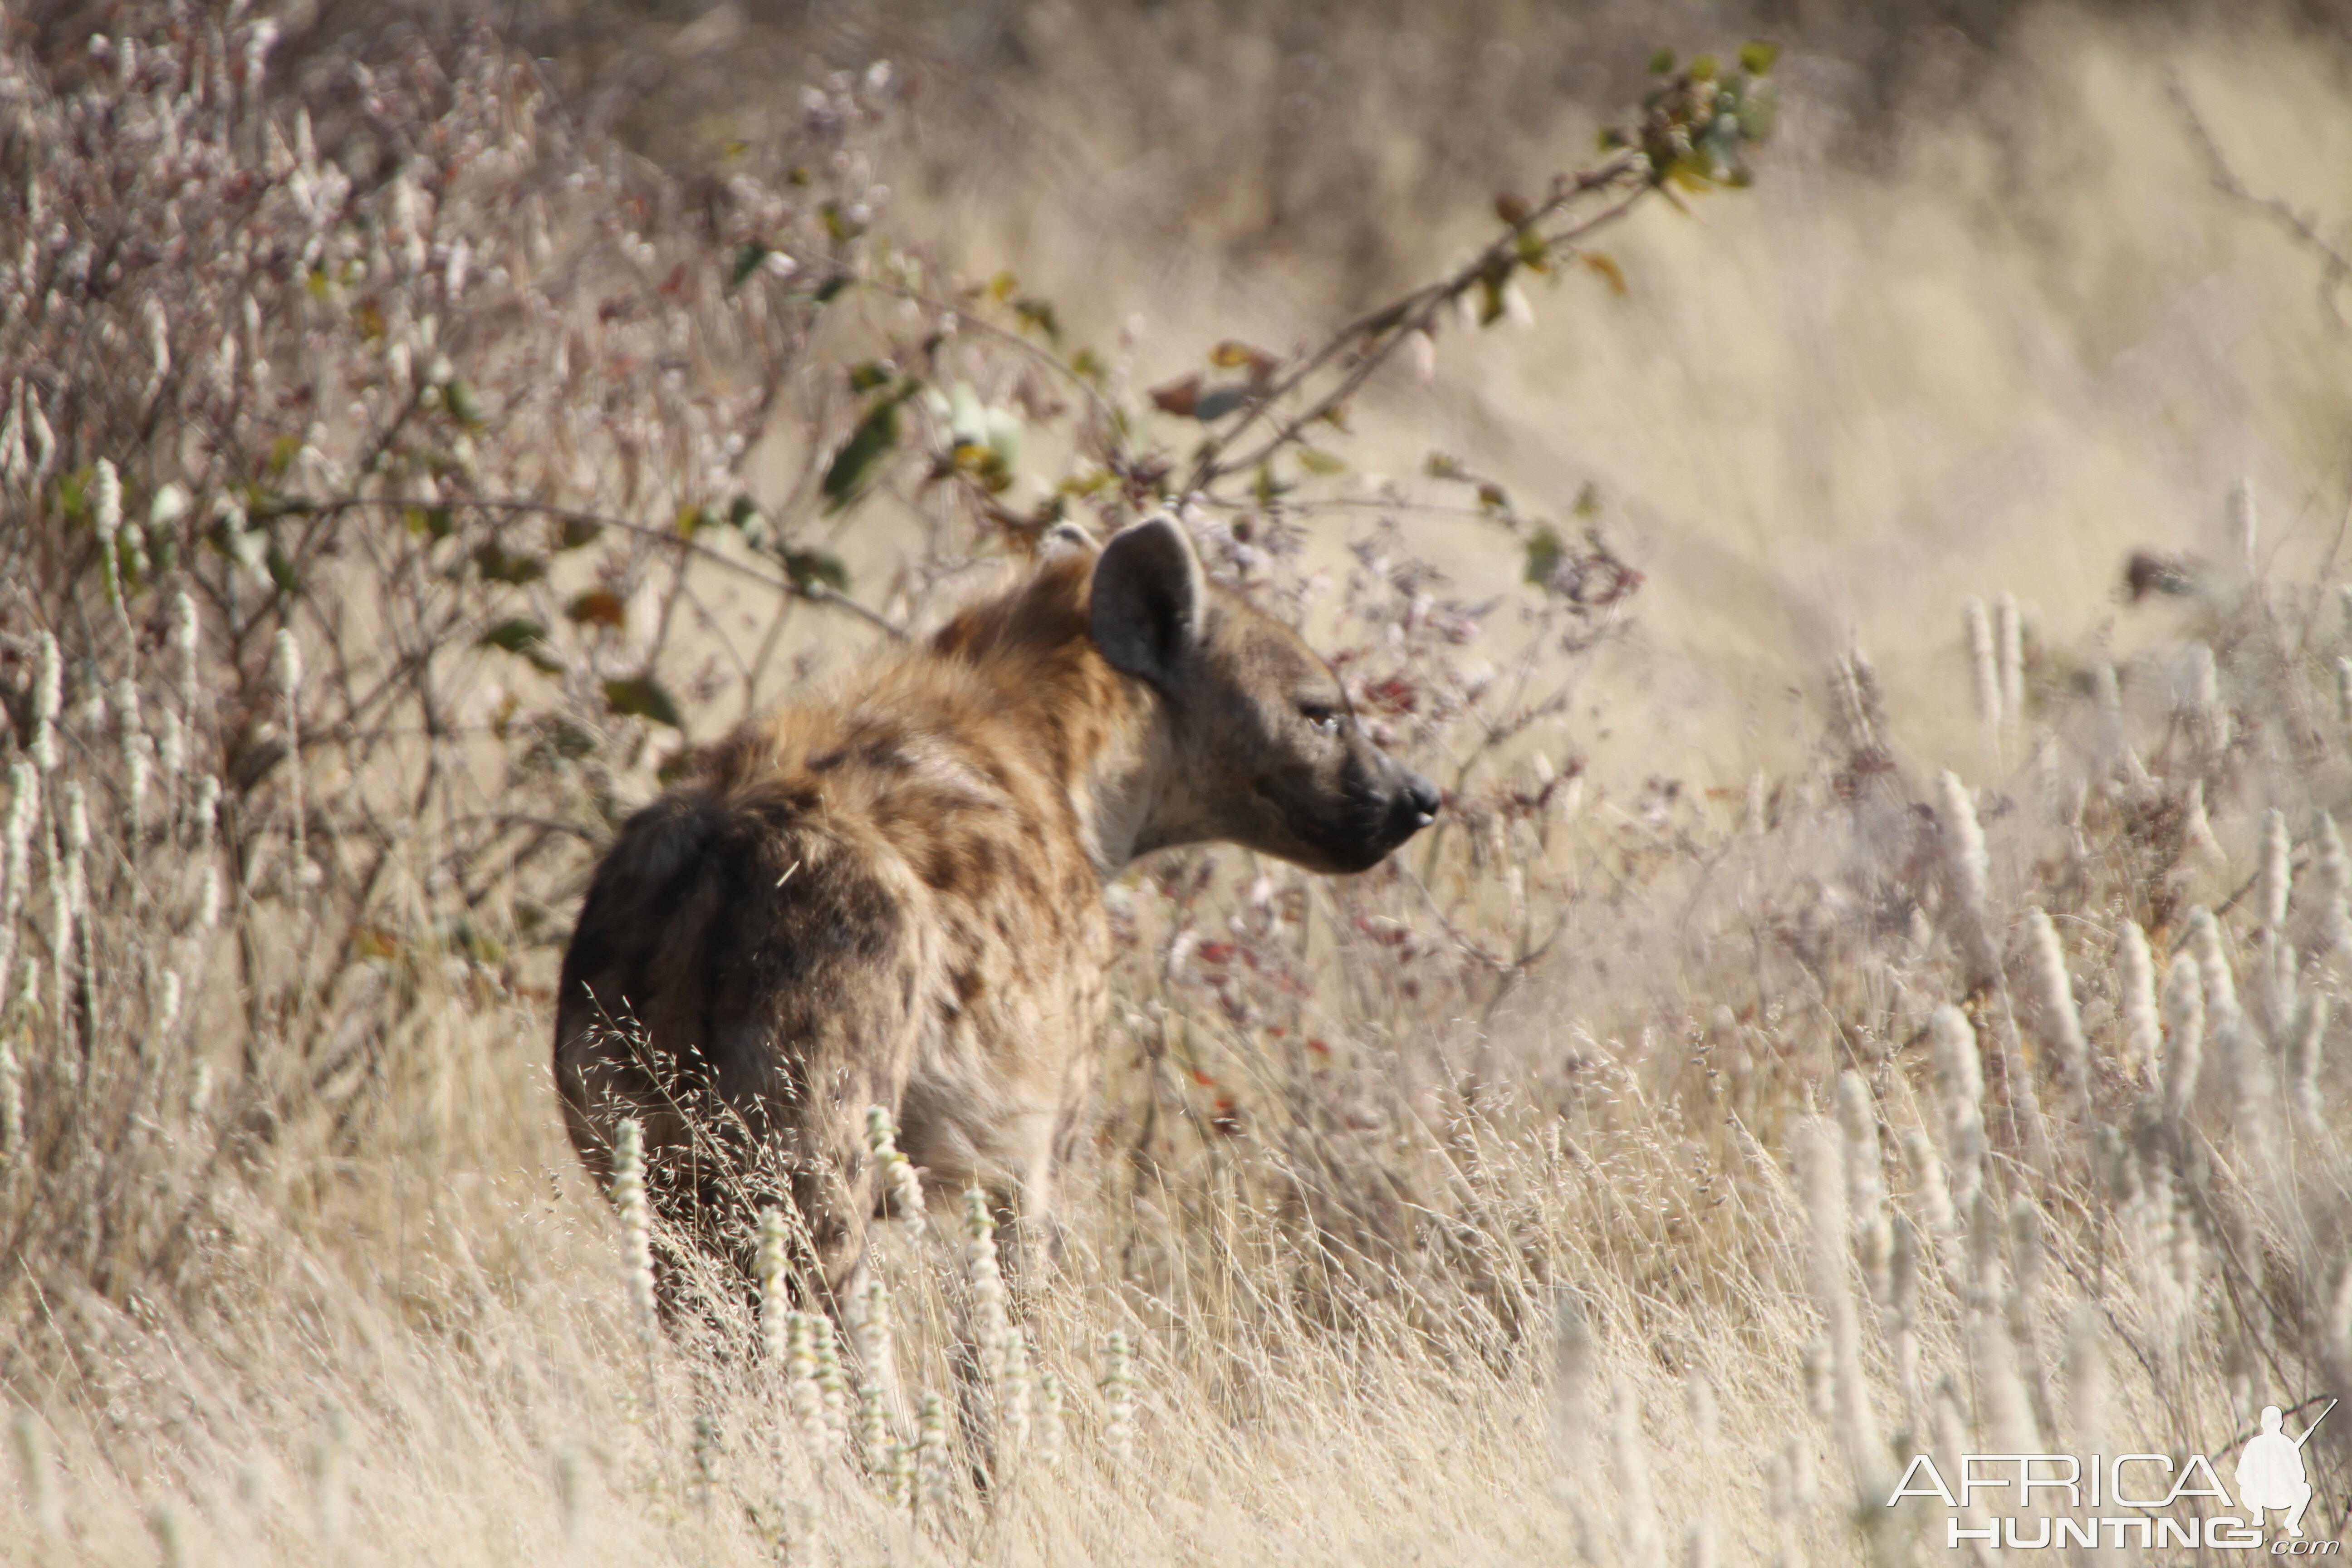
[
  {"left": 2241, "top": 1401, "right": 2333, "bottom": 1539},
  {"left": 1886, "top": 1396, "right": 2340, "bottom": 1552}
]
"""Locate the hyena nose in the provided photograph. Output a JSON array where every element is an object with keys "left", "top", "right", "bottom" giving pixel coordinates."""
[{"left": 1399, "top": 771, "right": 1441, "bottom": 831}]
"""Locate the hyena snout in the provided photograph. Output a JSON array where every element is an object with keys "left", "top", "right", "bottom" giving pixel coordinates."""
[
  {"left": 1348, "top": 752, "right": 1441, "bottom": 867},
  {"left": 1388, "top": 768, "right": 1442, "bottom": 840}
]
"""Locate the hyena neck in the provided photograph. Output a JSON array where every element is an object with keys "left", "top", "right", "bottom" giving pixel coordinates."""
[{"left": 922, "top": 551, "right": 1177, "bottom": 879}]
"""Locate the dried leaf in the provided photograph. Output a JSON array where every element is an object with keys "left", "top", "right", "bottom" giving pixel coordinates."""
[
  {"left": 565, "top": 589, "right": 627, "bottom": 629},
  {"left": 1150, "top": 374, "right": 1203, "bottom": 417}
]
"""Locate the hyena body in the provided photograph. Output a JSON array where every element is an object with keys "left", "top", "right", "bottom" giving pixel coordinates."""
[{"left": 554, "top": 517, "right": 1438, "bottom": 1299}]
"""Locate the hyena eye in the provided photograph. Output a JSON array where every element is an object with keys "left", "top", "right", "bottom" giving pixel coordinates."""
[{"left": 1298, "top": 700, "right": 1342, "bottom": 736}]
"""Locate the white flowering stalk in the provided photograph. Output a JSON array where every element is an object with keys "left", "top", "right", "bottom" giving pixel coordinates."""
[
  {"left": 0, "top": 762, "right": 37, "bottom": 1016},
  {"left": 2315, "top": 814, "right": 2352, "bottom": 971},
  {"left": 1035, "top": 1363, "right": 1066, "bottom": 1469},
  {"left": 1935, "top": 772, "right": 1999, "bottom": 988},
  {"left": 866, "top": 1105, "right": 924, "bottom": 1239},
  {"left": 886, "top": 1433, "right": 917, "bottom": 1512},
  {"left": 2023, "top": 908, "right": 2088, "bottom": 1115},
  {"left": 814, "top": 1322, "right": 851, "bottom": 1454},
  {"left": 1797, "top": 1118, "right": 1889, "bottom": 1506},
  {"left": 1549, "top": 1286, "right": 1597, "bottom": 1515},
  {"left": 610, "top": 1118, "right": 658, "bottom": 1352},
  {"left": 1994, "top": 592, "right": 2023, "bottom": 724},
  {"left": 1963, "top": 598, "right": 2001, "bottom": 732},
  {"left": 2258, "top": 808, "right": 2292, "bottom": 934},
  {"left": 311, "top": 1407, "right": 350, "bottom": 1549},
  {"left": 1930, "top": 1007, "right": 1987, "bottom": 1215},
  {"left": 1764, "top": 1447, "right": 1807, "bottom": 1568},
  {"left": 757, "top": 1208, "right": 792, "bottom": 1363},
  {"left": 2087, "top": 662, "right": 2151, "bottom": 789},
  {"left": 93, "top": 458, "right": 125, "bottom": 607},
  {"left": 1101, "top": 1330, "right": 1138, "bottom": 1467},
  {"left": 855, "top": 1381, "right": 890, "bottom": 1480},
  {"left": 998, "top": 1321, "right": 1033, "bottom": 1458},
  {"left": 30, "top": 633, "right": 60, "bottom": 773},
  {"left": 2191, "top": 905, "right": 2273, "bottom": 1132},
  {"left": 1886, "top": 1215, "right": 1923, "bottom": 1436},
  {"left": 196, "top": 860, "right": 222, "bottom": 931},
  {"left": 2289, "top": 995, "right": 2329, "bottom": 1134},
  {"left": 2185, "top": 642, "right": 2223, "bottom": 745},
  {"left": 786, "top": 1312, "right": 827, "bottom": 1456},
  {"left": 1931, "top": 1380, "right": 1995, "bottom": 1568},
  {"left": 191, "top": 777, "right": 222, "bottom": 856},
  {"left": 2338, "top": 657, "right": 2352, "bottom": 726},
  {"left": 172, "top": 589, "right": 201, "bottom": 728},
  {"left": 1608, "top": 1378, "right": 1662, "bottom": 1561},
  {"left": 0, "top": 1039, "right": 20, "bottom": 1153},
  {"left": 1686, "top": 1373, "right": 1720, "bottom": 1568},
  {"left": 272, "top": 629, "right": 307, "bottom": 911},
  {"left": 1966, "top": 1193, "right": 2040, "bottom": 1453},
  {"left": 914, "top": 1391, "right": 951, "bottom": 1516},
  {"left": 2116, "top": 920, "right": 2160, "bottom": 1084},
  {"left": 853, "top": 1274, "right": 904, "bottom": 1450},
  {"left": 2161, "top": 953, "right": 2206, "bottom": 1122},
  {"left": 116, "top": 676, "right": 151, "bottom": 841},
  {"left": 1899, "top": 1130, "right": 1956, "bottom": 1265},
  {"left": 13, "top": 1410, "right": 64, "bottom": 1541},
  {"left": 962, "top": 1188, "right": 1010, "bottom": 1384},
  {"left": 2006, "top": 1201, "right": 2058, "bottom": 1436},
  {"left": 1833, "top": 1072, "right": 1890, "bottom": 1306}
]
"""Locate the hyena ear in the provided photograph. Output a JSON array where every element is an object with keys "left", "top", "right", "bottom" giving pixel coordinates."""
[
  {"left": 1089, "top": 514, "right": 1205, "bottom": 683},
  {"left": 1038, "top": 520, "right": 1098, "bottom": 563}
]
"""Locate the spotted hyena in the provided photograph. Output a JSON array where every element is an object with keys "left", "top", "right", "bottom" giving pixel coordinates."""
[{"left": 553, "top": 515, "right": 1440, "bottom": 1302}]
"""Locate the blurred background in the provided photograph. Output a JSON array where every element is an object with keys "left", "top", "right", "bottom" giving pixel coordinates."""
[{"left": 175, "top": 0, "right": 2348, "bottom": 790}]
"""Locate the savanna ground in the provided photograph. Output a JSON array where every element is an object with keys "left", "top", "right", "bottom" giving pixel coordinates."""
[{"left": 4, "top": 1, "right": 2352, "bottom": 1562}]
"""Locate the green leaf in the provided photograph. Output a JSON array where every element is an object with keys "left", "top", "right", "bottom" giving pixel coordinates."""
[
  {"left": 603, "top": 675, "right": 684, "bottom": 729},
  {"left": 848, "top": 361, "right": 896, "bottom": 393},
  {"left": 444, "top": 377, "right": 486, "bottom": 429},
  {"left": 1690, "top": 54, "right": 1718, "bottom": 81},
  {"left": 1296, "top": 448, "right": 1347, "bottom": 476},
  {"left": 1191, "top": 386, "right": 1249, "bottom": 422},
  {"left": 782, "top": 548, "right": 852, "bottom": 593},
  {"left": 821, "top": 390, "right": 909, "bottom": 514},
  {"left": 266, "top": 543, "right": 302, "bottom": 596},
  {"left": 1013, "top": 298, "right": 1064, "bottom": 349},
  {"left": 812, "top": 275, "right": 851, "bottom": 304},
  {"left": 1647, "top": 48, "right": 1676, "bottom": 75},
  {"left": 728, "top": 241, "right": 770, "bottom": 292},
  {"left": 1524, "top": 525, "right": 1564, "bottom": 588},
  {"left": 404, "top": 505, "right": 455, "bottom": 540},
  {"left": 554, "top": 515, "right": 603, "bottom": 550},
  {"left": 1739, "top": 40, "right": 1781, "bottom": 76},
  {"left": 474, "top": 539, "right": 548, "bottom": 585},
  {"left": 479, "top": 617, "right": 563, "bottom": 673}
]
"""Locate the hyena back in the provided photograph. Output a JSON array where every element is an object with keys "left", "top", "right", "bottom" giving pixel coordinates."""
[{"left": 554, "top": 516, "right": 1439, "bottom": 1302}]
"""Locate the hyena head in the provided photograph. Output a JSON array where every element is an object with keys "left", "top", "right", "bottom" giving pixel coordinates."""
[{"left": 1086, "top": 515, "right": 1441, "bottom": 874}]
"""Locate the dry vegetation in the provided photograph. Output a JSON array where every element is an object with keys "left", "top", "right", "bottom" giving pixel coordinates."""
[{"left": 4, "top": 2, "right": 2352, "bottom": 1563}]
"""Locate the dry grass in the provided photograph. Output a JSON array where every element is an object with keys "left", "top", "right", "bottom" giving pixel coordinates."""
[{"left": 4, "top": 2, "right": 2352, "bottom": 1563}]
